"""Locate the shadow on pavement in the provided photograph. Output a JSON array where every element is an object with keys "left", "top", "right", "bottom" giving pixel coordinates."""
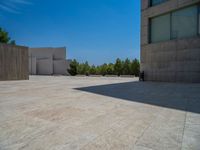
[{"left": 75, "top": 81, "right": 200, "bottom": 114}]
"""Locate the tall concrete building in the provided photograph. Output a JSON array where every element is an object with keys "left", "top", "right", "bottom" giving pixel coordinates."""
[
  {"left": 29, "top": 47, "right": 70, "bottom": 75},
  {"left": 141, "top": 0, "right": 200, "bottom": 82}
]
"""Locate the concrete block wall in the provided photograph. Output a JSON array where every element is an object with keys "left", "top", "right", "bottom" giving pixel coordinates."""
[
  {"left": 0, "top": 43, "right": 29, "bottom": 81},
  {"left": 53, "top": 60, "right": 67, "bottom": 75},
  {"left": 141, "top": 0, "right": 200, "bottom": 82},
  {"left": 29, "top": 47, "right": 69, "bottom": 75},
  {"left": 37, "top": 57, "right": 53, "bottom": 75},
  {"left": 29, "top": 57, "right": 36, "bottom": 75}
]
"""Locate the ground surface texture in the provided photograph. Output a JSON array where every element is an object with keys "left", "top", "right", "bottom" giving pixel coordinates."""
[{"left": 0, "top": 76, "right": 200, "bottom": 150}]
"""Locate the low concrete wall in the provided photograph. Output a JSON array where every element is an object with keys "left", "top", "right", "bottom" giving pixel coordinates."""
[{"left": 0, "top": 43, "right": 29, "bottom": 81}]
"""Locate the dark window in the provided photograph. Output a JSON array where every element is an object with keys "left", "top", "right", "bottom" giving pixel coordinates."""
[
  {"left": 171, "top": 5, "right": 198, "bottom": 39},
  {"left": 151, "top": 14, "right": 170, "bottom": 43},
  {"left": 150, "top": 5, "right": 199, "bottom": 43},
  {"left": 199, "top": 6, "right": 200, "bottom": 35},
  {"left": 150, "top": 0, "right": 168, "bottom": 6}
]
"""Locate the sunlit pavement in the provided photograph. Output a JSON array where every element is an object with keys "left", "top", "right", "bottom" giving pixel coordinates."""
[{"left": 0, "top": 76, "right": 200, "bottom": 150}]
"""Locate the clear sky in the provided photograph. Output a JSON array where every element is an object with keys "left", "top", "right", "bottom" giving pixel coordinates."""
[{"left": 0, "top": 0, "right": 140, "bottom": 65}]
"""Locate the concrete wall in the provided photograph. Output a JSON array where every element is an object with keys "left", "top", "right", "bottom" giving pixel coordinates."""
[
  {"left": 29, "top": 47, "right": 69, "bottom": 75},
  {"left": 53, "top": 60, "right": 67, "bottom": 75},
  {"left": 37, "top": 57, "right": 53, "bottom": 75},
  {"left": 29, "top": 57, "right": 36, "bottom": 75},
  {"left": 0, "top": 43, "right": 29, "bottom": 81},
  {"left": 141, "top": 0, "right": 200, "bottom": 82}
]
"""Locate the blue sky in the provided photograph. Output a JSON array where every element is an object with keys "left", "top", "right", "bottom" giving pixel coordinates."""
[{"left": 0, "top": 0, "right": 140, "bottom": 65}]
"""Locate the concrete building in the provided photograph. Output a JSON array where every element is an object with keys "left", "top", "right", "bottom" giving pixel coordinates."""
[
  {"left": 29, "top": 47, "right": 70, "bottom": 75},
  {"left": 141, "top": 0, "right": 200, "bottom": 82}
]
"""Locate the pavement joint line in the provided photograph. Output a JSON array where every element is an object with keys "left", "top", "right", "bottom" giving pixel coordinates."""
[
  {"left": 79, "top": 108, "right": 143, "bottom": 150},
  {"left": 180, "top": 98, "right": 188, "bottom": 150},
  {"left": 134, "top": 145, "right": 154, "bottom": 150},
  {"left": 134, "top": 108, "right": 158, "bottom": 147}
]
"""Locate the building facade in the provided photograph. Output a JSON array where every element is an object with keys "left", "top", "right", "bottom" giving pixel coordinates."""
[
  {"left": 141, "top": 0, "right": 200, "bottom": 82},
  {"left": 29, "top": 47, "right": 70, "bottom": 75}
]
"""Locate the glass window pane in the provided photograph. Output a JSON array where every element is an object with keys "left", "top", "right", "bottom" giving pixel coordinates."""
[
  {"left": 199, "top": 6, "right": 200, "bottom": 35},
  {"left": 172, "top": 6, "right": 198, "bottom": 39},
  {"left": 151, "top": 14, "right": 170, "bottom": 43},
  {"left": 151, "top": 0, "right": 167, "bottom": 6}
]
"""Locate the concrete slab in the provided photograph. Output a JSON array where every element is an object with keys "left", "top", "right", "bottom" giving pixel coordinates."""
[{"left": 0, "top": 76, "right": 200, "bottom": 150}]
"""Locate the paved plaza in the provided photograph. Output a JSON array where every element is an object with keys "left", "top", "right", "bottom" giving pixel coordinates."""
[{"left": 0, "top": 76, "right": 200, "bottom": 150}]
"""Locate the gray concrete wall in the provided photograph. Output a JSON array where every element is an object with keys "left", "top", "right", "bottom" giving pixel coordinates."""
[
  {"left": 53, "top": 60, "right": 67, "bottom": 75},
  {"left": 29, "top": 56, "right": 36, "bottom": 75},
  {"left": 141, "top": 0, "right": 200, "bottom": 82},
  {"left": 0, "top": 43, "right": 29, "bottom": 81},
  {"left": 66, "top": 59, "right": 72, "bottom": 75},
  {"left": 37, "top": 57, "right": 53, "bottom": 75},
  {"left": 29, "top": 47, "right": 69, "bottom": 75}
]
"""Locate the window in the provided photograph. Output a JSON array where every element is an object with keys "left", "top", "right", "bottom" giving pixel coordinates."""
[
  {"left": 150, "top": 5, "right": 199, "bottom": 43},
  {"left": 150, "top": 0, "right": 168, "bottom": 6},
  {"left": 151, "top": 14, "right": 170, "bottom": 43},
  {"left": 172, "top": 5, "right": 198, "bottom": 39},
  {"left": 199, "top": 6, "right": 200, "bottom": 34}
]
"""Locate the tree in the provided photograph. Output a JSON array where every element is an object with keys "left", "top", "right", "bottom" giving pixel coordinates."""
[
  {"left": 114, "top": 58, "right": 123, "bottom": 76},
  {"left": 123, "top": 58, "right": 131, "bottom": 75},
  {"left": 95, "top": 66, "right": 101, "bottom": 75},
  {"left": 10, "top": 40, "right": 16, "bottom": 45},
  {"left": 0, "top": 27, "right": 16, "bottom": 45},
  {"left": 89, "top": 65, "right": 96, "bottom": 75},
  {"left": 68, "top": 58, "right": 140, "bottom": 76},
  {"left": 0, "top": 28, "right": 10, "bottom": 43},
  {"left": 100, "top": 63, "right": 108, "bottom": 76},
  {"left": 106, "top": 63, "right": 114, "bottom": 75},
  {"left": 68, "top": 59, "right": 78, "bottom": 76},
  {"left": 130, "top": 59, "right": 140, "bottom": 77},
  {"left": 77, "top": 61, "right": 90, "bottom": 75},
  {"left": 77, "top": 63, "right": 84, "bottom": 74},
  {"left": 84, "top": 61, "right": 90, "bottom": 76}
]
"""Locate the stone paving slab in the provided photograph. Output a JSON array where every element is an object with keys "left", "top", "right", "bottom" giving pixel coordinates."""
[{"left": 0, "top": 76, "right": 200, "bottom": 150}]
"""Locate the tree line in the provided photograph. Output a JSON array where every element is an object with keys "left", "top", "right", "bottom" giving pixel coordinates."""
[{"left": 68, "top": 58, "right": 140, "bottom": 77}]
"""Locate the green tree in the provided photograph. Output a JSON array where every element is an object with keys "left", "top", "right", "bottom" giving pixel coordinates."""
[
  {"left": 84, "top": 61, "right": 90, "bottom": 75},
  {"left": 68, "top": 59, "right": 78, "bottom": 76},
  {"left": 114, "top": 58, "right": 123, "bottom": 76},
  {"left": 0, "top": 27, "right": 16, "bottom": 45},
  {"left": 106, "top": 63, "right": 114, "bottom": 75},
  {"left": 130, "top": 59, "right": 140, "bottom": 76},
  {"left": 10, "top": 40, "right": 16, "bottom": 45},
  {"left": 68, "top": 58, "right": 140, "bottom": 76},
  {"left": 100, "top": 63, "right": 108, "bottom": 76},
  {"left": 122, "top": 58, "right": 131, "bottom": 75},
  {"left": 95, "top": 66, "right": 101, "bottom": 75},
  {"left": 89, "top": 65, "right": 96, "bottom": 75},
  {"left": 0, "top": 28, "right": 10, "bottom": 43},
  {"left": 77, "top": 63, "right": 84, "bottom": 74},
  {"left": 77, "top": 61, "right": 90, "bottom": 75}
]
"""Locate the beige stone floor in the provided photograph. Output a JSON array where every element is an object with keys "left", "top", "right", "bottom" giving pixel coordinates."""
[{"left": 0, "top": 76, "right": 200, "bottom": 150}]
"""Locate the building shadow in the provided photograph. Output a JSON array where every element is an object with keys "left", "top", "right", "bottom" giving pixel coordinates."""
[{"left": 75, "top": 81, "right": 200, "bottom": 114}]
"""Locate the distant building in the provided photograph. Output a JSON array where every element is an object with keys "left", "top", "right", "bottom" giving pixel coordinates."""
[
  {"left": 29, "top": 47, "right": 70, "bottom": 75},
  {"left": 141, "top": 0, "right": 200, "bottom": 82}
]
